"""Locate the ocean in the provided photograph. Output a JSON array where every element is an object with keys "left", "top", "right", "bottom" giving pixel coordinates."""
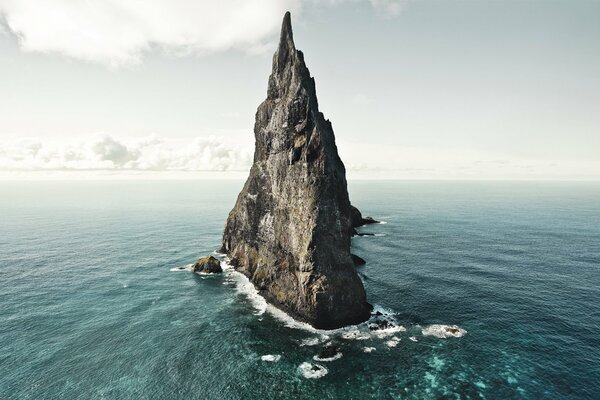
[{"left": 0, "top": 180, "right": 598, "bottom": 399}]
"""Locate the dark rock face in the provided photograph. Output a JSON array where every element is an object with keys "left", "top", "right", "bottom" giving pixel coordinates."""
[
  {"left": 220, "top": 12, "right": 370, "bottom": 329},
  {"left": 192, "top": 256, "right": 222, "bottom": 273},
  {"left": 349, "top": 205, "right": 364, "bottom": 229}
]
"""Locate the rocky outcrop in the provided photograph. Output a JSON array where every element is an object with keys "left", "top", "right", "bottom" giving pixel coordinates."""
[
  {"left": 350, "top": 205, "right": 380, "bottom": 227},
  {"left": 220, "top": 12, "right": 371, "bottom": 329},
  {"left": 192, "top": 256, "right": 222, "bottom": 273}
]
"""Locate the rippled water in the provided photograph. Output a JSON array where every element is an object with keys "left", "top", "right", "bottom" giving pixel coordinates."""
[{"left": 1, "top": 180, "right": 599, "bottom": 399}]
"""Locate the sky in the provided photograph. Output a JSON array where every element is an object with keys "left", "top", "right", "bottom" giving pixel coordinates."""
[{"left": 0, "top": 0, "right": 599, "bottom": 180}]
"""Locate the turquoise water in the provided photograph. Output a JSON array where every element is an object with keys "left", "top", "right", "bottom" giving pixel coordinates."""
[{"left": 1, "top": 180, "right": 599, "bottom": 399}]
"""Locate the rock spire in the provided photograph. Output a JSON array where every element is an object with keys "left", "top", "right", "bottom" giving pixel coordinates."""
[{"left": 221, "top": 12, "right": 371, "bottom": 329}]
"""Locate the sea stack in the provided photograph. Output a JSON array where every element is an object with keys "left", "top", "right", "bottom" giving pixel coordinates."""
[{"left": 221, "top": 12, "right": 371, "bottom": 329}]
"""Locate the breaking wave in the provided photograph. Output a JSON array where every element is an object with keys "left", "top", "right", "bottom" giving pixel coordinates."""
[
  {"left": 261, "top": 354, "right": 281, "bottom": 362},
  {"left": 421, "top": 324, "right": 467, "bottom": 338},
  {"left": 313, "top": 352, "right": 343, "bottom": 362},
  {"left": 298, "top": 362, "right": 328, "bottom": 379},
  {"left": 170, "top": 264, "right": 192, "bottom": 272},
  {"left": 205, "top": 257, "right": 468, "bottom": 346},
  {"left": 363, "top": 346, "right": 376, "bottom": 353}
]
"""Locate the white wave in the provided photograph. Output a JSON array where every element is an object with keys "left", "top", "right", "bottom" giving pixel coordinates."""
[
  {"left": 219, "top": 260, "right": 407, "bottom": 340},
  {"left": 313, "top": 352, "right": 342, "bottom": 362},
  {"left": 298, "top": 362, "right": 328, "bottom": 379},
  {"left": 300, "top": 337, "right": 320, "bottom": 346},
  {"left": 195, "top": 271, "right": 221, "bottom": 276},
  {"left": 219, "top": 260, "right": 234, "bottom": 271},
  {"left": 221, "top": 260, "right": 353, "bottom": 333},
  {"left": 263, "top": 302, "right": 322, "bottom": 332},
  {"left": 299, "top": 336, "right": 326, "bottom": 347},
  {"left": 421, "top": 324, "right": 467, "bottom": 338},
  {"left": 260, "top": 354, "right": 281, "bottom": 362},
  {"left": 386, "top": 336, "right": 401, "bottom": 347},
  {"left": 341, "top": 330, "right": 370, "bottom": 340},
  {"left": 170, "top": 264, "right": 192, "bottom": 272},
  {"left": 352, "top": 233, "right": 386, "bottom": 239},
  {"left": 363, "top": 346, "right": 376, "bottom": 353},
  {"left": 227, "top": 267, "right": 267, "bottom": 315},
  {"left": 378, "top": 221, "right": 388, "bottom": 224},
  {"left": 371, "top": 324, "right": 407, "bottom": 338},
  {"left": 199, "top": 260, "right": 468, "bottom": 349}
]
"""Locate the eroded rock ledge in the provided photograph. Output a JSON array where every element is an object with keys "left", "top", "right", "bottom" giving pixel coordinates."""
[{"left": 220, "top": 12, "right": 371, "bottom": 329}]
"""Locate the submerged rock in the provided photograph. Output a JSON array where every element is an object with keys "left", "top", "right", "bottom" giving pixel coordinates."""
[
  {"left": 315, "top": 345, "right": 342, "bottom": 361},
  {"left": 351, "top": 254, "right": 366, "bottom": 266},
  {"left": 368, "top": 319, "right": 396, "bottom": 331},
  {"left": 220, "top": 12, "right": 371, "bottom": 329},
  {"left": 192, "top": 256, "right": 222, "bottom": 273}
]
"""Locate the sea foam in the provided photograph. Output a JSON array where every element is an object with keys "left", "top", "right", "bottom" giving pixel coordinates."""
[
  {"left": 313, "top": 352, "right": 342, "bottom": 362},
  {"left": 220, "top": 258, "right": 360, "bottom": 333},
  {"left": 363, "top": 347, "right": 376, "bottom": 353},
  {"left": 261, "top": 354, "right": 281, "bottom": 362},
  {"left": 341, "top": 330, "right": 370, "bottom": 340},
  {"left": 217, "top": 258, "right": 419, "bottom": 347},
  {"left": 300, "top": 336, "right": 329, "bottom": 347},
  {"left": 421, "top": 324, "right": 467, "bottom": 338},
  {"left": 298, "top": 362, "right": 328, "bottom": 379},
  {"left": 386, "top": 336, "right": 401, "bottom": 347}
]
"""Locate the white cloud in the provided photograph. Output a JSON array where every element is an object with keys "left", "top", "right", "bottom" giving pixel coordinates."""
[
  {"left": 0, "top": 134, "right": 252, "bottom": 172},
  {"left": 0, "top": 0, "right": 408, "bottom": 67},
  {"left": 0, "top": 0, "right": 300, "bottom": 67}
]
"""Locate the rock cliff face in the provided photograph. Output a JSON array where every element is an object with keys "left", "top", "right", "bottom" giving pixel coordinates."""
[{"left": 220, "top": 12, "right": 370, "bottom": 329}]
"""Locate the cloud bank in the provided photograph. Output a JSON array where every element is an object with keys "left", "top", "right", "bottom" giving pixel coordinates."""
[
  {"left": 0, "top": 0, "right": 407, "bottom": 67},
  {"left": 0, "top": 134, "right": 252, "bottom": 172},
  {"left": 2, "top": 133, "right": 597, "bottom": 180}
]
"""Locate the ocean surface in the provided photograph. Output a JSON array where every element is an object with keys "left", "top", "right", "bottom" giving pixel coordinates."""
[{"left": 1, "top": 180, "right": 599, "bottom": 399}]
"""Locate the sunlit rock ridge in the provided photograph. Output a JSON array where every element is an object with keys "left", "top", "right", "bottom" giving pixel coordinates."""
[{"left": 221, "top": 12, "right": 371, "bottom": 329}]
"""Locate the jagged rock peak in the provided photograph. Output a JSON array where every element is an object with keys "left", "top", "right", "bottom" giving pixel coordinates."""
[
  {"left": 268, "top": 13, "right": 315, "bottom": 105},
  {"left": 221, "top": 12, "right": 370, "bottom": 329},
  {"left": 273, "top": 11, "right": 297, "bottom": 74},
  {"left": 279, "top": 11, "right": 294, "bottom": 50}
]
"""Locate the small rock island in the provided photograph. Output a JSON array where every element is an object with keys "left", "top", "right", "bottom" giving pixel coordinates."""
[{"left": 221, "top": 12, "right": 372, "bottom": 329}]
